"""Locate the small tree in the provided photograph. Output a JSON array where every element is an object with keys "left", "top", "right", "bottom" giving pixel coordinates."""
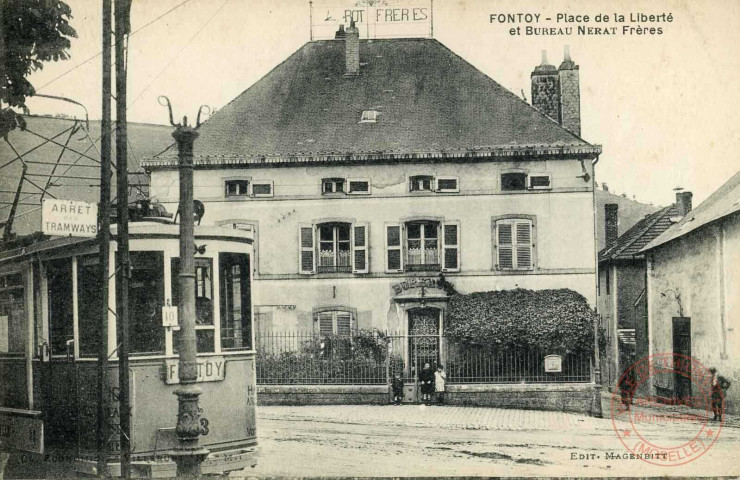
[
  {"left": 446, "top": 288, "right": 596, "bottom": 354},
  {"left": 1, "top": 0, "right": 77, "bottom": 138}
]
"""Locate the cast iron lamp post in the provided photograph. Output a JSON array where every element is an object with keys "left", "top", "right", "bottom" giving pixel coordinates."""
[{"left": 159, "top": 96, "right": 211, "bottom": 478}]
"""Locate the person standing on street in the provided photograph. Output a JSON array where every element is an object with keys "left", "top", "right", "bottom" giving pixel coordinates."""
[
  {"left": 391, "top": 373, "right": 404, "bottom": 405},
  {"left": 419, "top": 362, "right": 434, "bottom": 406},
  {"left": 434, "top": 364, "right": 447, "bottom": 405}
]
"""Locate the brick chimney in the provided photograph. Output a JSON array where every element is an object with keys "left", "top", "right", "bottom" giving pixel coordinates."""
[
  {"left": 531, "top": 50, "right": 560, "bottom": 122},
  {"left": 344, "top": 20, "right": 359, "bottom": 76},
  {"left": 605, "top": 204, "right": 619, "bottom": 249},
  {"left": 558, "top": 45, "right": 581, "bottom": 136},
  {"left": 676, "top": 191, "right": 693, "bottom": 217}
]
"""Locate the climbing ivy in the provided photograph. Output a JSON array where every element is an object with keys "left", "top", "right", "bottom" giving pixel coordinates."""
[{"left": 446, "top": 288, "right": 597, "bottom": 354}]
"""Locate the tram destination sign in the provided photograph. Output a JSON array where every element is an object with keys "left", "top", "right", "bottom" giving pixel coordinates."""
[
  {"left": 164, "top": 356, "right": 226, "bottom": 384},
  {"left": 41, "top": 199, "right": 98, "bottom": 237}
]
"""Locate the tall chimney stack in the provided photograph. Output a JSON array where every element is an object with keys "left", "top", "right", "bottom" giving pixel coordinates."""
[
  {"left": 531, "top": 50, "right": 560, "bottom": 122},
  {"left": 676, "top": 191, "right": 693, "bottom": 217},
  {"left": 345, "top": 20, "right": 360, "bottom": 76},
  {"left": 605, "top": 204, "right": 619, "bottom": 249},
  {"left": 558, "top": 45, "right": 581, "bottom": 136}
]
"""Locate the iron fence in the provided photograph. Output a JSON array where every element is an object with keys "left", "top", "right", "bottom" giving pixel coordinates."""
[{"left": 256, "top": 331, "right": 592, "bottom": 385}]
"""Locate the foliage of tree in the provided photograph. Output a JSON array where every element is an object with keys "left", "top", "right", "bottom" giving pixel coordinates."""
[
  {"left": 1, "top": 0, "right": 77, "bottom": 138},
  {"left": 445, "top": 288, "right": 597, "bottom": 354}
]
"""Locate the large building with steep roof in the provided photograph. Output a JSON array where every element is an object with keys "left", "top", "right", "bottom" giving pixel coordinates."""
[{"left": 143, "top": 31, "right": 601, "bottom": 375}]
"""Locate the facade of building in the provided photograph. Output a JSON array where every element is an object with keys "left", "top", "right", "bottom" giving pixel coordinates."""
[
  {"left": 144, "top": 33, "right": 601, "bottom": 375},
  {"left": 597, "top": 192, "right": 690, "bottom": 389},
  {"left": 641, "top": 172, "right": 740, "bottom": 413}
]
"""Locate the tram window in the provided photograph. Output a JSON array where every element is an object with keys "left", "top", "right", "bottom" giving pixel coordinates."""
[
  {"left": 0, "top": 273, "right": 25, "bottom": 354},
  {"left": 47, "top": 259, "right": 73, "bottom": 356},
  {"left": 77, "top": 256, "right": 102, "bottom": 358},
  {"left": 172, "top": 328, "right": 215, "bottom": 355},
  {"left": 219, "top": 253, "right": 251, "bottom": 350},
  {"left": 128, "top": 251, "right": 165, "bottom": 355},
  {"left": 170, "top": 258, "right": 214, "bottom": 326}
]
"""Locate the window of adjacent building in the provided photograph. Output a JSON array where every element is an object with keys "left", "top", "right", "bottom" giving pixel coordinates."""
[
  {"left": 251, "top": 181, "right": 273, "bottom": 197},
  {"left": 316, "top": 310, "right": 353, "bottom": 336},
  {"left": 171, "top": 257, "right": 215, "bottom": 353},
  {"left": 77, "top": 256, "right": 102, "bottom": 358},
  {"left": 128, "top": 251, "right": 165, "bottom": 355},
  {"left": 501, "top": 172, "right": 527, "bottom": 191},
  {"left": 528, "top": 174, "right": 551, "bottom": 190},
  {"left": 605, "top": 268, "right": 611, "bottom": 295},
  {"left": 219, "top": 253, "right": 252, "bottom": 350},
  {"left": 385, "top": 221, "right": 459, "bottom": 273},
  {"left": 225, "top": 179, "right": 249, "bottom": 197},
  {"left": 436, "top": 177, "right": 459, "bottom": 193},
  {"left": 494, "top": 218, "right": 534, "bottom": 270},
  {"left": 409, "top": 175, "right": 434, "bottom": 192},
  {"left": 348, "top": 179, "right": 370, "bottom": 194},
  {"left": 47, "top": 259, "right": 73, "bottom": 356},
  {"left": 322, "top": 178, "right": 345, "bottom": 194},
  {"left": 0, "top": 272, "right": 25, "bottom": 355},
  {"left": 298, "top": 222, "right": 368, "bottom": 275}
]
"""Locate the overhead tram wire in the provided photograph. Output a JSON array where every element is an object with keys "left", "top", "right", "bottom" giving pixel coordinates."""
[{"left": 35, "top": 0, "right": 197, "bottom": 93}]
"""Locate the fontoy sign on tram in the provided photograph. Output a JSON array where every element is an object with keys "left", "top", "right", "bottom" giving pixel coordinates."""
[{"left": 41, "top": 199, "right": 98, "bottom": 237}]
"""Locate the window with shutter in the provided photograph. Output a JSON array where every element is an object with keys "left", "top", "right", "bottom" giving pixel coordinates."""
[
  {"left": 442, "top": 222, "right": 460, "bottom": 271},
  {"left": 299, "top": 225, "right": 315, "bottom": 274},
  {"left": 494, "top": 218, "right": 534, "bottom": 270},
  {"left": 353, "top": 223, "right": 369, "bottom": 273},
  {"left": 318, "top": 312, "right": 334, "bottom": 336},
  {"left": 385, "top": 224, "right": 403, "bottom": 272},
  {"left": 315, "top": 310, "right": 353, "bottom": 336}
]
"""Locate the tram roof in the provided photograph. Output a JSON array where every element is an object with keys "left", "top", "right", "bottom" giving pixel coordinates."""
[{"left": 0, "top": 222, "right": 252, "bottom": 268}]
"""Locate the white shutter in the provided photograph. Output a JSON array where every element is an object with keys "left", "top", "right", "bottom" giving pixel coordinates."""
[
  {"left": 515, "top": 221, "right": 533, "bottom": 269},
  {"left": 298, "top": 225, "right": 315, "bottom": 274},
  {"left": 352, "top": 223, "right": 369, "bottom": 274},
  {"left": 385, "top": 224, "right": 403, "bottom": 272},
  {"left": 317, "top": 312, "right": 333, "bottom": 336},
  {"left": 496, "top": 222, "right": 513, "bottom": 270},
  {"left": 441, "top": 221, "right": 460, "bottom": 272}
]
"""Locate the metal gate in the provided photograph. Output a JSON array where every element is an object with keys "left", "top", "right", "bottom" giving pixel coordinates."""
[{"left": 405, "top": 307, "right": 440, "bottom": 402}]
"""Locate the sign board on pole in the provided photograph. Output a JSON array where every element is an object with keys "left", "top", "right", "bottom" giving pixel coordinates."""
[{"left": 41, "top": 199, "right": 98, "bottom": 237}]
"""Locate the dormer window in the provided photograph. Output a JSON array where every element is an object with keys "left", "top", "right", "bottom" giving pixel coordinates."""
[
  {"left": 322, "top": 178, "right": 345, "bottom": 194},
  {"left": 359, "top": 110, "right": 379, "bottom": 123},
  {"left": 410, "top": 175, "right": 434, "bottom": 192}
]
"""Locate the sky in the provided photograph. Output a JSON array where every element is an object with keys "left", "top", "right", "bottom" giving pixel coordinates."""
[{"left": 20, "top": 0, "right": 740, "bottom": 207}]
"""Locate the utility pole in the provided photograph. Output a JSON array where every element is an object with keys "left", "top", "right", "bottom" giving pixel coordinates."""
[
  {"left": 160, "top": 97, "right": 209, "bottom": 478},
  {"left": 97, "top": 0, "right": 112, "bottom": 476},
  {"left": 114, "top": 0, "right": 132, "bottom": 477}
]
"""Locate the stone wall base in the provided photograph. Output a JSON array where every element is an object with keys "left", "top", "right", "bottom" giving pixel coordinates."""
[{"left": 258, "top": 383, "right": 601, "bottom": 416}]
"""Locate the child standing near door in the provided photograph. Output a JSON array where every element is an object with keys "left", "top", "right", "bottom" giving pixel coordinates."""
[{"left": 434, "top": 364, "right": 447, "bottom": 405}]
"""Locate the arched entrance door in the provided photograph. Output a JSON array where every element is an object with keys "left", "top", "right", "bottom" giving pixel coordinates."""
[{"left": 407, "top": 307, "right": 441, "bottom": 385}]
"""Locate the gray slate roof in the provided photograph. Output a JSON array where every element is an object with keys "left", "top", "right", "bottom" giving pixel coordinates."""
[
  {"left": 642, "top": 170, "right": 740, "bottom": 252},
  {"left": 145, "top": 38, "right": 600, "bottom": 168},
  {"left": 599, "top": 204, "right": 679, "bottom": 262}
]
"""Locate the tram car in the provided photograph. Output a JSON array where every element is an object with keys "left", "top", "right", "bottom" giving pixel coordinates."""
[{"left": 0, "top": 220, "right": 257, "bottom": 477}]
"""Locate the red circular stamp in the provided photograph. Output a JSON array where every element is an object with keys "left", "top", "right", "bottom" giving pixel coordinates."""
[{"left": 610, "top": 353, "right": 723, "bottom": 466}]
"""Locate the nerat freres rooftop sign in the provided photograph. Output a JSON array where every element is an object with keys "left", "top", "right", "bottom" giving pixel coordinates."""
[{"left": 311, "top": 2, "right": 432, "bottom": 40}]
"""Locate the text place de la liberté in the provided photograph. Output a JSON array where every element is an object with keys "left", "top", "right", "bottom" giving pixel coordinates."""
[{"left": 490, "top": 12, "right": 674, "bottom": 36}]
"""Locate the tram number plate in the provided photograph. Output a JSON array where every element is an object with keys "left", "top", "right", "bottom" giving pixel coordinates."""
[{"left": 0, "top": 416, "right": 44, "bottom": 454}]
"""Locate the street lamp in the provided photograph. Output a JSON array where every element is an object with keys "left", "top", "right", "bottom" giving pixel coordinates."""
[{"left": 159, "top": 96, "right": 211, "bottom": 478}]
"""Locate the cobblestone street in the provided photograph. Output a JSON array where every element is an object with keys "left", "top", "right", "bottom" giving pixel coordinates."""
[{"left": 235, "top": 402, "right": 740, "bottom": 477}]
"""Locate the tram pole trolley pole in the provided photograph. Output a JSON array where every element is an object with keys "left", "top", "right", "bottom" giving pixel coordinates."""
[{"left": 167, "top": 103, "right": 209, "bottom": 478}]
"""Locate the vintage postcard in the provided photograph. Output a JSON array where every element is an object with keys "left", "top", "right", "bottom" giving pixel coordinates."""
[{"left": 0, "top": 0, "right": 738, "bottom": 478}]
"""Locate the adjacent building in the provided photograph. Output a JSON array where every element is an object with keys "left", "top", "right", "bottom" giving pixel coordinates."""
[
  {"left": 597, "top": 191, "right": 690, "bottom": 388},
  {"left": 640, "top": 172, "right": 739, "bottom": 413}
]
